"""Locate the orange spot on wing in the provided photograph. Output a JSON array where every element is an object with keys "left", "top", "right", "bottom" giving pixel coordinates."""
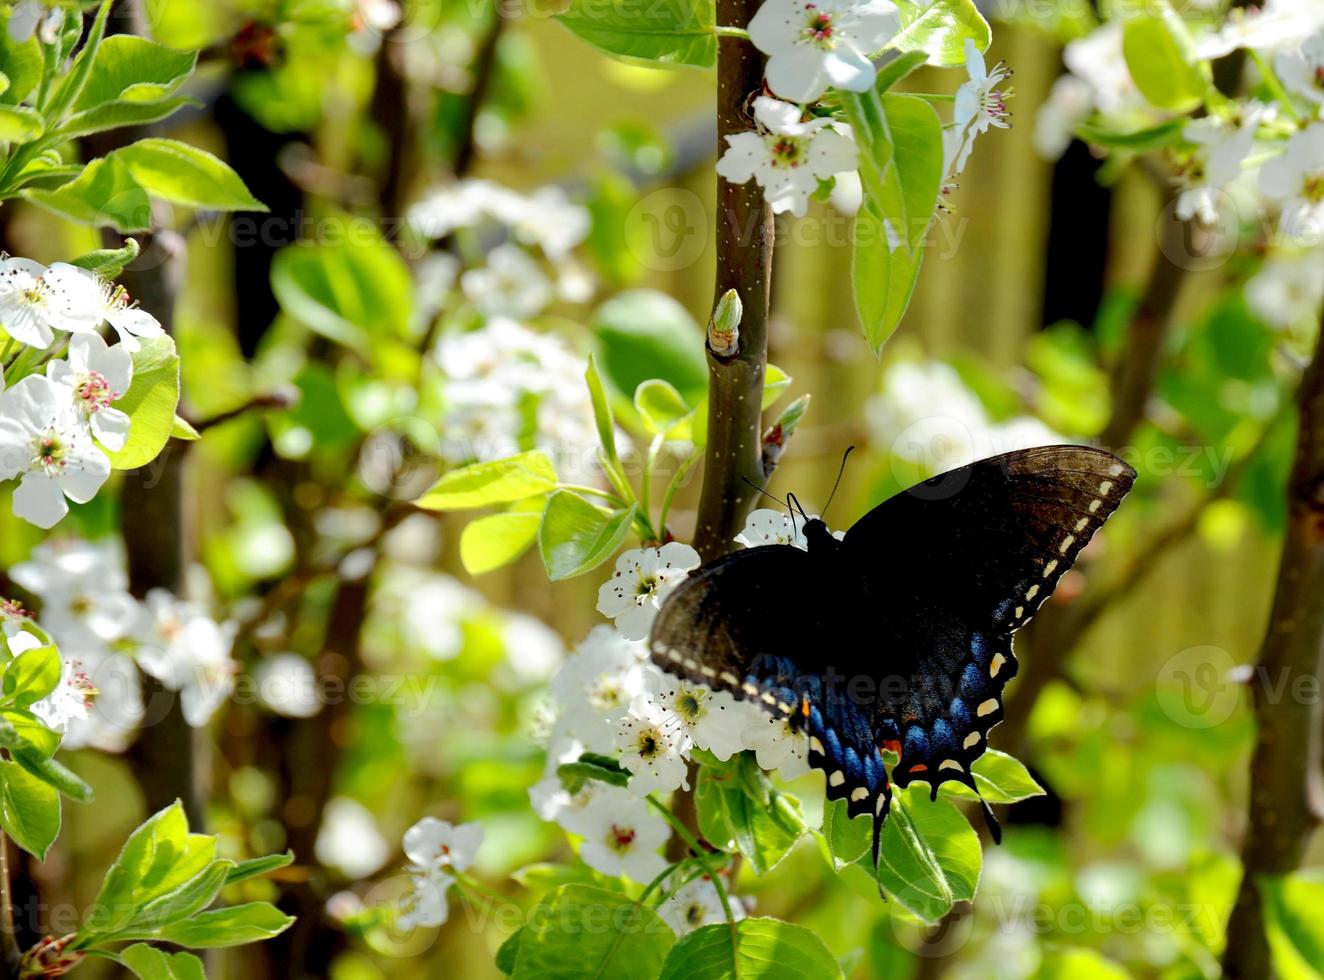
[
  {"left": 908, "top": 764, "right": 929, "bottom": 774},
  {"left": 800, "top": 697, "right": 811, "bottom": 719},
  {"left": 881, "top": 739, "right": 902, "bottom": 757}
]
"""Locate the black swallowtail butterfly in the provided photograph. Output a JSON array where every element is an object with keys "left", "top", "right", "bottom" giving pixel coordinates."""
[{"left": 649, "top": 445, "right": 1136, "bottom": 870}]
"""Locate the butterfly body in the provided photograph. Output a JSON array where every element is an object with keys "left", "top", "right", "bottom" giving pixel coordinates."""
[{"left": 650, "top": 446, "right": 1136, "bottom": 868}]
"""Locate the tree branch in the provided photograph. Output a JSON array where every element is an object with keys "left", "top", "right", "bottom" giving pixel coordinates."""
[
  {"left": 692, "top": 0, "right": 773, "bottom": 563},
  {"left": 1222, "top": 320, "right": 1324, "bottom": 980}
]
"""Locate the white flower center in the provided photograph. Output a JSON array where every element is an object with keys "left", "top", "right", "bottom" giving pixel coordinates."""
[
  {"left": 633, "top": 724, "right": 664, "bottom": 760},
  {"left": 607, "top": 823, "right": 636, "bottom": 853},
  {"left": 32, "top": 429, "right": 68, "bottom": 475},
  {"left": 76, "top": 371, "right": 117, "bottom": 414},
  {"left": 801, "top": 4, "right": 836, "bottom": 49}
]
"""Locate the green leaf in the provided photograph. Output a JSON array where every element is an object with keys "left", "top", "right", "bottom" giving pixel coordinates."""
[
  {"left": 892, "top": 0, "right": 991, "bottom": 66},
  {"left": 170, "top": 415, "right": 201, "bottom": 441},
  {"left": 634, "top": 379, "right": 691, "bottom": 436},
  {"left": 2, "top": 646, "right": 60, "bottom": 706},
  {"left": 23, "top": 155, "right": 152, "bottom": 232},
  {"left": 121, "top": 944, "right": 205, "bottom": 980},
  {"left": 83, "top": 801, "right": 193, "bottom": 938},
  {"left": 875, "top": 50, "right": 930, "bottom": 93},
  {"left": 942, "top": 750, "right": 1045, "bottom": 805},
  {"left": 105, "top": 336, "right": 181, "bottom": 470},
  {"left": 761, "top": 364, "right": 792, "bottom": 409},
  {"left": 128, "top": 859, "right": 233, "bottom": 933},
  {"left": 593, "top": 291, "right": 709, "bottom": 404},
  {"left": 70, "top": 238, "right": 140, "bottom": 278},
  {"left": 460, "top": 508, "right": 543, "bottom": 575},
  {"left": 557, "top": 0, "right": 716, "bottom": 69},
  {"left": 842, "top": 92, "right": 944, "bottom": 353},
  {"left": 586, "top": 353, "right": 621, "bottom": 467},
  {"left": 0, "top": 104, "right": 42, "bottom": 141},
  {"left": 12, "top": 746, "right": 93, "bottom": 803},
  {"left": 695, "top": 756, "right": 804, "bottom": 875},
  {"left": 1075, "top": 118, "right": 1185, "bottom": 152},
  {"left": 74, "top": 35, "right": 196, "bottom": 112},
  {"left": 0, "top": 21, "right": 41, "bottom": 106},
  {"left": 1121, "top": 5, "right": 1208, "bottom": 112},
  {"left": 2, "top": 710, "right": 61, "bottom": 758},
  {"left": 870, "top": 785, "right": 981, "bottom": 923},
  {"left": 557, "top": 752, "right": 631, "bottom": 793},
  {"left": 1263, "top": 871, "right": 1324, "bottom": 980},
  {"left": 44, "top": 0, "right": 112, "bottom": 120},
  {"left": 496, "top": 927, "right": 523, "bottom": 974},
  {"left": 657, "top": 918, "right": 843, "bottom": 980},
  {"left": 113, "top": 138, "right": 264, "bottom": 211},
  {"left": 147, "top": 902, "right": 294, "bottom": 948},
  {"left": 823, "top": 798, "right": 870, "bottom": 868},
  {"left": 417, "top": 452, "right": 558, "bottom": 511},
  {"left": 512, "top": 884, "right": 673, "bottom": 980},
  {"left": 224, "top": 851, "right": 294, "bottom": 886},
  {"left": 58, "top": 95, "right": 200, "bottom": 141},
  {"left": 271, "top": 232, "right": 413, "bottom": 353},
  {"left": 0, "top": 760, "right": 60, "bottom": 859},
  {"left": 539, "top": 492, "right": 636, "bottom": 582}
]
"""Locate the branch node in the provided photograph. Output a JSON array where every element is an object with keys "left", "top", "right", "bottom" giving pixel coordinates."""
[{"left": 707, "top": 288, "right": 742, "bottom": 358}]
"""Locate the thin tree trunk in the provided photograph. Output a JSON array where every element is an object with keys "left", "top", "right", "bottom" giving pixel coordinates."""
[{"left": 1222, "top": 321, "right": 1324, "bottom": 979}]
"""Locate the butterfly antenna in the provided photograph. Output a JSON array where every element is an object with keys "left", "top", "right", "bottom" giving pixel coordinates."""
[
  {"left": 741, "top": 476, "right": 786, "bottom": 509},
  {"left": 785, "top": 492, "right": 810, "bottom": 528},
  {"left": 821, "top": 445, "right": 855, "bottom": 522}
]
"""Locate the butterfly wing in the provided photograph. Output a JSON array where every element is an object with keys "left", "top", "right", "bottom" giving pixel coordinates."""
[
  {"left": 840, "top": 445, "right": 1136, "bottom": 809},
  {"left": 649, "top": 546, "right": 894, "bottom": 828}
]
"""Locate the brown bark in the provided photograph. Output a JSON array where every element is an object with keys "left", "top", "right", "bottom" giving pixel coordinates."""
[
  {"left": 1222, "top": 326, "right": 1324, "bottom": 979},
  {"left": 691, "top": 0, "right": 774, "bottom": 563}
]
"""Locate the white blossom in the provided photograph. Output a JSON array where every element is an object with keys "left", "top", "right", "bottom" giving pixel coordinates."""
[
  {"left": 715, "top": 97, "right": 858, "bottom": 218},
  {"left": 550, "top": 625, "right": 653, "bottom": 739},
  {"left": 315, "top": 797, "right": 390, "bottom": 879},
  {"left": 1246, "top": 251, "right": 1324, "bottom": 329},
  {"left": 0, "top": 375, "right": 111, "bottom": 528},
  {"left": 748, "top": 0, "right": 899, "bottom": 103},
  {"left": 9, "top": 539, "right": 137, "bottom": 659},
  {"left": 570, "top": 790, "right": 670, "bottom": 882},
  {"left": 1260, "top": 123, "right": 1324, "bottom": 241},
  {"left": 614, "top": 694, "right": 691, "bottom": 795},
  {"left": 734, "top": 508, "right": 844, "bottom": 551},
  {"left": 46, "top": 332, "right": 133, "bottom": 451},
  {"left": 397, "top": 867, "right": 455, "bottom": 930},
  {"left": 134, "top": 590, "right": 239, "bottom": 728},
  {"left": 460, "top": 244, "right": 553, "bottom": 320},
  {"left": 658, "top": 876, "right": 743, "bottom": 935},
  {"left": 1277, "top": 32, "right": 1324, "bottom": 107},
  {"left": 83, "top": 274, "right": 163, "bottom": 352},
  {"left": 1196, "top": 0, "right": 1324, "bottom": 60},
  {"left": 740, "top": 709, "right": 811, "bottom": 780},
  {"left": 1034, "top": 75, "right": 1093, "bottom": 161},
  {"left": 0, "top": 259, "right": 101, "bottom": 350},
  {"left": 1176, "top": 112, "right": 1263, "bottom": 224},
  {"left": 31, "top": 659, "right": 96, "bottom": 732},
  {"left": 947, "top": 39, "right": 1013, "bottom": 177},
  {"left": 402, "top": 817, "right": 484, "bottom": 874},
  {"left": 253, "top": 653, "right": 321, "bottom": 718},
  {"left": 655, "top": 681, "right": 746, "bottom": 763},
  {"left": 596, "top": 543, "right": 701, "bottom": 641}
]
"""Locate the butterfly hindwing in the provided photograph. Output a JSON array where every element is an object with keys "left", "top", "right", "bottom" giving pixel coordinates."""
[{"left": 649, "top": 547, "right": 893, "bottom": 828}]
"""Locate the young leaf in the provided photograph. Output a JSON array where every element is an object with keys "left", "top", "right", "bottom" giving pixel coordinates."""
[
  {"left": 83, "top": 801, "right": 193, "bottom": 938},
  {"left": 23, "top": 155, "right": 152, "bottom": 232},
  {"left": 58, "top": 95, "right": 200, "bottom": 141},
  {"left": 592, "top": 290, "right": 709, "bottom": 404},
  {"left": 0, "top": 23, "right": 41, "bottom": 106},
  {"left": 657, "top": 918, "right": 843, "bottom": 980},
  {"left": 695, "top": 757, "right": 804, "bottom": 874},
  {"left": 112, "top": 138, "right": 265, "bottom": 212},
  {"left": 44, "top": 0, "right": 112, "bottom": 120},
  {"left": 496, "top": 927, "right": 523, "bottom": 975},
  {"left": 557, "top": 0, "right": 716, "bottom": 69},
  {"left": 1263, "top": 872, "right": 1324, "bottom": 979},
  {"left": 121, "top": 944, "right": 205, "bottom": 980},
  {"left": 460, "top": 508, "right": 544, "bottom": 575},
  {"left": 941, "top": 749, "right": 1045, "bottom": 805},
  {"left": 224, "top": 851, "right": 294, "bottom": 886},
  {"left": 73, "top": 35, "right": 197, "bottom": 112},
  {"left": 2, "top": 646, "right": 61, "bottom": 706},
  {"left": 512, "top": 884, "right": 673, "bottom": 980},
  {"left": 891, "top": 0, "right": 991, "bottom": 66},
  {"left": 538, "top": 492, "right": 636, "bottom": 581},
  {"left": 104, "top": 336, "right": 182, "bottom": 470},
  {"left": 0, "top": 759, "right": 60, "bottom": 859},
  {"left": 634, "top": 378, "right": 691, "bottom": 436},
  {"left": 585, "top": 353, "right": 621, "bottom": 467},
  {"left": 843, "top": 92, "right": 944, "bottom": 353},
  {"left": 170, "top": 415, "right": 201, "bottom": 441},
  {"left": 146, "top": 902, "right": 294, "bottom": 948},
  {"left": 869, "top": 785, "right": 981, "bottom": 923},
  {"left": 416, "top": 452, "right": 558, "bottom": 511},
  {"left": 557, "top": 752, "right": 631, "bottom": 793},
  {"left": 1121, "top": 4, "right": 1208, "bottom": 112},
  {"left": 0, "top": 104, "right": 43, "bottom": 141},
  {"left": 70, "top": 238, "right": 140, "bottom": 278},
  {"left": 2, "top": 710, "right": 62, "bottom": 758},
  {"left": 12, "top": 746, "right": 93, "bottom": 803}
]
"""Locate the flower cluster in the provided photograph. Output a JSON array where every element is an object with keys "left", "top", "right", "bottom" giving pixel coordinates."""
[
  {"left": 716, "top": 3, "right": 1011, "bottom": 217},
  {"left": 0, "top": 257, "right": 162, "bottom": 529},
  {"left": 396, "top": 816, "right": 484, "bottom": 930},
  {"left": 8, "top": 538, "right": 239, "bottom": 748},
  {"left": 529, "top": 518, "right": 829, "bottom": 920}
]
